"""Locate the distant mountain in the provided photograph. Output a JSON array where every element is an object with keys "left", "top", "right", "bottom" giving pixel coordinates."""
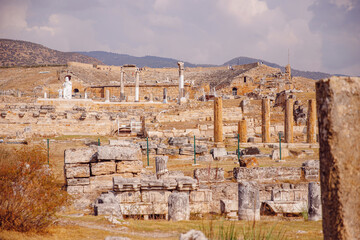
[
  {"left": 0, "top": 39, "right": 102, "bottom": 67},
  {"left": 78, "top": 51, "right": 215, "bottom": 68},
  {"left": 223, "top": 57, "right": 332, "bottom": 80}
]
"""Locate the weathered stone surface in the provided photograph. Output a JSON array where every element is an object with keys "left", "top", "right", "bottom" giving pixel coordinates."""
[
  {"left": 180, "top": 230, "right": 207, "bottom": 240},
  {"left": 115, "top": 191, "right": 141, "bottom": 203},
  {"left": 67, "top": 177, "right": 90, "bottom": 186},
  {"left": 238, "top": 181, "right": 260, "bottom": 220},
  {"left": 94, "top": 192, "right": 122, "bottom": 218},
  {"left": 155, "top": 156, "right": 168, "bottom": 176},
  {"left": 234, "top": 167, "right": 301, "bottom": 182},
  {"left": 142, "top": 190, "right": 171, "bottom": 203},
  {"left": 271, "top": 148, "right": 290, "bottom": 160},
  {"left": 301, "top": 160, "right": 319, "bottom": 181},
  {"left": 168, "top": 192, "right": 190, "bottom": 221},
  {"left": 316, "top": 77, "right": 360, "bottom": 240},
  {"left": 308, "top": 182, "right": 322, "bottom": 221},
  {"left": 113, "top": 177, "right": 141, "bottom": 192},
  {"left": 64, "top": 147, "right": 97, "bottom": 164},
  {"left": 211, "top": 148, "right": 227, "bottom": 159},
  {"left": 109, "top": 139, "right": 133, "bottom": 146},
  {"left": 285, "top": 98, "right": 294, "bottom": 143},
  {"left": 193, "top": 168, "right": 224, "bottom": 182},
  {"left": 263, "top": 201, "right": 307, "bottom": 215},
  {"left": 261, "top": 98, "right": 270, "bottom": 143},
  {"left": 307, "top": 99, "right": 317, "bottom": 143},
  {"left": 65, "top": 164, "right": 90, "bottom": 178},
  {"left": 197, "top": 155, "right": 213, "bottom": 162},
  {"left": 98, "top": 145, "right": 141, "bottom": 161},
  {"left": 168, "top": 137, "right": 188, "bottom": 146},
  {"left": 241, "top": 147, "right": 261, "bottom": 155},
  {"left": 91, "top": 161, "right": 116, "bottom": 175},
  {"left": 116, "top": 160, "right": 143, "bottom": 174},
  {"left": 189, "top": 189, "right": 212, "bottom": 203},
  {"left": 175, "top": 177, "right": 198, "bottom": 191},
  {"left": 220, "top": 199, "right": 237, "bottom": 213}
]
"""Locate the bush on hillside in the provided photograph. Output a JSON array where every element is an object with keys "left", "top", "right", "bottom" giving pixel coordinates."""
[{"left": 0, "top": 146, "right": 68, "bottom": 232}]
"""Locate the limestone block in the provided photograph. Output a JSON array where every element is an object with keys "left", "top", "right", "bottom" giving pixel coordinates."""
[
  {"left": 308, "top": 182, "right": 322, "bottom": 221},
  {"left": 116, "top": 160, "right": 143, "bottom": 174},
  {"left": 176, "top": 177, "right": 198, "bottom": 191},
  {"left": 197, "top": 155, "right": 213, "bottom": 162},
  {"left": 85, "top": 175, "right": 114, "bottom": 193},
  {"left": 162, "top": 148, "right": 179, "bottom": 155},
  {"left": 271, "top": 148, "right": 290, "bottom": 160},
  {"left": 94, "top": 192, "right": 122, "bottom": 218},
  {"left": 115, "top": 191, "right": 141, "bottom": 203},
  {"left": 211, "top": 148, "right": 227, "bottom": 159},
  {"left": 238, "top": 181, "right": 260, "bottom": 221},
  {"left": 91, "top": 161, "right": 116, "bottom": 175},
  {"left": 155, "top": 156, "right": 168, "bottom": 176},
  {"left": 168, "top": 192, "right": 190, "bottom": 221},
  {"left": 180, "top": 230, "right": 207, "bottom": 240},
  {"left": 98, "top": 145, "right": 141, "bottom": 161},
  {"left": 220, "top": 199, "right": 238, "bottom": 214},
  {"left": 67, "top": 185, "right": 84, "bottom": 194},
  {"left": 113, "top": 177, "right": 141, "bottom": 192},
  {"left": 189, "top": 189, "right": 212, "bottom": 202},
  {"left": 196, "top": 145, "right": 208, "bottom": 154},
  {"left": 193, "top": 168, "right": 224, "bottom": 182},
  {"left": 65, "top": 164, "right": 90, "bottom": 178},
  {"left": 64, "top": 147, "right": 97, "bottom": 164},
  {"left": 316, "top": 77, "right": 360, "bottom": 240},
  {"left": 168, "top": 137, "right": 188, "bottom": 146},
  {"left": 263, "top": 201, "right": 307, "bottom": 214},
  {"left": 67, "top": 177, "right": 90, "bottom": 186},
  {"left": 142, "top": 190, "right": 171, "bottom": 203},
  {"left": 109, "top": 140, "right": 133, "bottom": 146},
  {"left": 190, "top": 202, "right": 210, "bottom": 214},
  {"left": 234, "top": 167, "right": 301, "bottom": 182},
  {"left": 215, "top": 155, "right": 237, "bottom": 161},
  {"left": 179, "top": 146, "right": 194, "bottom": 155}
]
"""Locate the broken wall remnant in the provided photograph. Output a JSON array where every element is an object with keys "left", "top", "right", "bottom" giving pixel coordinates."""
[{"left": 316, "top": 77, "right": 360, "bottom": 240}]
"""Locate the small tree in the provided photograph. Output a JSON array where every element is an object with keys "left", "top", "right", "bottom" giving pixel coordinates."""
[{"left": 0, "top": 145, "right": 68, "bottom": 232}]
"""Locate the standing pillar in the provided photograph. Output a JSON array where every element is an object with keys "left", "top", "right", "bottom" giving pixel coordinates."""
[
  {"left": 177, "top": 62, "right": 185, "bottom": 104},
  {"left": 163, "top": 88, "right": 168, "bottom": 103},
  {"left": 140, "top": 116, "right": 146, "bottom": 137},
  {"left": 284, "top": 98, "right": 294, "bottom": 143},
  {"left": 238, "top": 181, "right": 260, "bottom": 220},
  {"left": 308, "top": 182, "right": 322, "bottom": 221},
  {"left": 120, "top": 67, "right": 125, "bottom": 102},
  {"left": 105, "top": 89, "right": 110, "bottom": 102},
  {"left": 44, "top": 92, "right": 47, "bottom": 98},
  {"left": 316, "top": 77, "right": 360, "bottom": 239},
  {"left": 261, "top": 98, "right": 270, "bottom": 143},
  {"left": 214, "top": 97, "right": 223, "bottom": 143},
  {"left": 238, "top": 117, "right": 247, "bottom": 143},
  {"left": 135, "top": 68, "right": 140, "bottom": 102},
  {"left": 155, "top": 156, "right": 168, "bottom": 178},
  {"left": 307, "top": 99, "right": 316, "bottom": 143}
]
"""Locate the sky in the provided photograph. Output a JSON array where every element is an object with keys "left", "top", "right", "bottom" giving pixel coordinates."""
[{"left": 0, "top": 0, "right": 359, "bottom": 75}]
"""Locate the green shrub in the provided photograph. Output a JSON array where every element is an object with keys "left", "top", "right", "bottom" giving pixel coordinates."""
[{"left": 0, "top": 146, "right": 68, "bottom": 232}]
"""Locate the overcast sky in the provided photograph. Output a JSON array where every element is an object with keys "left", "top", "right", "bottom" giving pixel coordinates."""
[{"left": 0, "top": 0, "right": 359, "bottom": 75}]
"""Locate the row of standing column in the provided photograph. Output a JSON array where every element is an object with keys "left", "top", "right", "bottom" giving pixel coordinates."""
[{"left": 214, "top": 97, "right": 317, "bottom": 144}]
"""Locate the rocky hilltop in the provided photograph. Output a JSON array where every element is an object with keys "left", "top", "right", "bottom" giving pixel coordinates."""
[{"left": 0, "top": 39, "right": 102, "bottom": 67}]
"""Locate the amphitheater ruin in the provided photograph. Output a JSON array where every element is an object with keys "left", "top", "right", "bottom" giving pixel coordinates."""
[{"left": 0, "top": 60, "right": 359, "bottom": 239}]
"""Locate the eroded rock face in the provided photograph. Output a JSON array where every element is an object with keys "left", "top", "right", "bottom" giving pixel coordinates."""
[
  {"left": 168, "top": 192, "right": 190, "bottom": 221},
  {"left": 316, "top": 77, "right": 360, "bottom": 239}
]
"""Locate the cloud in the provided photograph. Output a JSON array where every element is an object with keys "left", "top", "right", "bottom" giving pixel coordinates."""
[{"left": 0, "top": 0, "right": 358, "bottom": 75}]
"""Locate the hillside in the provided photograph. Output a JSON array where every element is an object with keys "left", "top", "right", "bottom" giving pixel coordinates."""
[
  {"left": 223, "top": 57, "right": 332, "bottom": 80},
  {"left": 81, "top": 51, "right": 332, "bottom": 80},
  {"left": 78, "top": 51, "right": 214, "bottom": 68},
  {"left": 0, "top": 39, "right": 102, "bottom": 67}
]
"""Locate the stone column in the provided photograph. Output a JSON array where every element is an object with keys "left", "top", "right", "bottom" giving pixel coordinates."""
[
  {"left": 140, "top": 116, "right": 146, "bottom": 137},
  {"left": 316, "top": 77, "right": 360, "bottom": 240},
  {"left": 163, "top": 88, "right": 167, "bottom": 103},
  {"left": 84, "top": 92, "right": 87, "bottom": 99},
  {"left": 284, "top": 98, "right": 293, "bottom": 143},
  {"left": 238, "top": 117, "right": 247, "bottom": 143},
  {"left": 44, "top": 92, "right": 47, "bottom": 98},
  {"left": 308, "top": 182, "right": 322, "bottom": 221},
  {"left": 155, "top": 156, "right": 168, "bottom": 177},
  {"left": 214, "top": 97, "right": 223, "bottom": 143},
  {"left": 307, "top": 99, "right": 316, "bottom": 143},
  {"left": 261, "top": 98, "right": 270, "bottom": 143},
  {"left": 238, "top": 181, "right": 260, "bottom": 220},
  {"left": 105, "top": 89, "right": 110, "bottom": 102},
  {"left": 135, "top": 68, "right": 140, "bottom": 102},
  {"left": 120, "top": 67, "right": 125, "bottom": 102},
  {"left": 168, "top": 192, "right": 190, "bottom": 221},
  {"left": 177, "top": 61, "right": 185, "bottom": 104}
]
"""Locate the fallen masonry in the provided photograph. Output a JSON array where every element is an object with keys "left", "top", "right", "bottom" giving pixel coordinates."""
[{"left": 64, "top": 144, "right": 320, "bottom": 220}]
